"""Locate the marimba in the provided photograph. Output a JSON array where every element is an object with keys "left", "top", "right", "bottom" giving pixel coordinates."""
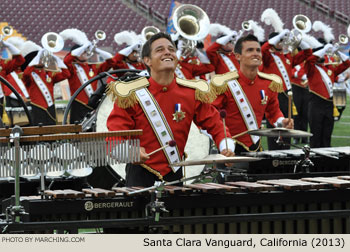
[{"left": 1, "top": 176, "right": 350, "bottom": 234}]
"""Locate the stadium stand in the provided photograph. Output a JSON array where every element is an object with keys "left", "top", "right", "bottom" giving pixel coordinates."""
[{"left": 0, "top": 0, "right": 348, "bottom": 51}]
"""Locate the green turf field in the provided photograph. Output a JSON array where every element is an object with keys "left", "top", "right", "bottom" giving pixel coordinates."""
[{"left": 260, "top": 97, "right": 350, "bottom": 149}]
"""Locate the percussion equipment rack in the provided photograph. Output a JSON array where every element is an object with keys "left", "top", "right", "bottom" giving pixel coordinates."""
[{"left": 1, "top": 176, "right": 350, "bottom": 234}]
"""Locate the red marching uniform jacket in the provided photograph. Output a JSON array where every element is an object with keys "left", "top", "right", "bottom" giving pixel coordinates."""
[
  {"left": 260, "top": 42, "right": 312, "bottom": 91},
  {"left": 206, "top": 42, "right": 240, "bottom": 74},
  {"left": 107, "top": 76, "right": 231, "bottom": 178},
  {"left": 304, "top": 55, "right": 350, "bottom": 100},
  {"left": 64, "top": 53, "right": 114, "bottom": 105},
  {"left": 291, "top": 63, "right": 308, "bottom": 89},
  {"left": 175, "top": 59, "right": 214, "bottom": 80},
  {"left": 3, "top": 69, "right": 29, "bottom": 99},
  {"left": 212, "top": 71, "right": 284, "bottom": 149},
  {"left": 23, "top": 66, "right": 70, "bottom": 109},
  {"left": 0, "top": 55, "right": 25, "bottom": 96}
]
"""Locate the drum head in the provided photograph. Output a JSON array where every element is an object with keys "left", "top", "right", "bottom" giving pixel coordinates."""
[{"left": 183, "top": 122, "right": 210, "bottom": 183}]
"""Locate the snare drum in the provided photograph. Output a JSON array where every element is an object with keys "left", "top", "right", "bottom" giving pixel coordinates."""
[
  {"left": 95, "top": 96, "right": 211, "bottom": 183},
  {"left": 55, "top": 102, "right": 67, "bottom": 125},
  {"left": 5, "top": 106, "right": 31, "bottom": 126}
]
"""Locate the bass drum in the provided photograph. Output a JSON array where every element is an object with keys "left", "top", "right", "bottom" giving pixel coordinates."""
[{"left": 95, "top": 95, "right": 211, "bottom": 183}]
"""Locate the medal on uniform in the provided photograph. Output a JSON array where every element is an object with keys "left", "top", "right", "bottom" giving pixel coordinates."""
[
  {"left": 327, "top": 69, "right": 332, "bottom": 76},
  {"left": 89, "top": 68, "right": 94, "bottom": 77},
  {"left": 46, "top": 74, "right": 51, "bottom": 83},
  {"left": 286, "top": 59, "right": 291, "bottom": 65},
  {"left": 173, "top": 103, "right": 185, "bottom": 122},
  {"left": 260, "top": 90, "right": 268, "bottom": 104}
]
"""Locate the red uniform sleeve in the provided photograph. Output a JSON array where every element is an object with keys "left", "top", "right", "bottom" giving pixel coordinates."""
[
  {"left": 205, "top": 42, "right": 221, "bottom": 67},
  {"left": 52, "top": 68, "right": 70, "bottom": 83},
  {"left": 334, "top": 60, "right": 350, "bottom": 77},
  {"left": 291, "top": 49, "right": 312, "bottom": 67},
  {"left": 3, "top": 55, "right": 25, "bottom": 75}
]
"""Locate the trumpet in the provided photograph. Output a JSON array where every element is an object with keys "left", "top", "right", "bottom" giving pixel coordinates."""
[
  {"left": 86, "top": 30, "right": 106, "bottom": 58},
  {"left": 242, "top": 21, "right": 251, "bottom": 31},
  {"left": 141, "top": 26, "right": 160, "bottom": 41},
  {"left": 173, "top": 4, "right": 210, "bottom": 56},
  {"left": 40, "top": 32, "right": 65, "bottom": 71},
  {"left": 0, "top": 25, "right": 13, "bottom": 42},
  {"left": 326, "top": 34, "right": 349, "bottom": 59}
]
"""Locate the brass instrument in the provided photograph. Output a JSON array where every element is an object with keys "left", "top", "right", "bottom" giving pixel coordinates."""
[
  {"left": 40, "top": 32, "right": 65, "bottom": 72},
  {"left": 282, "top": 15, "right": 312, "bottom": 53},
  {"left": 326, "top": 34, "right": 349, "bottom": 59},
  {"left": 87, "top": 30, "right": 106, "bottom": 63},
  {"left": 141, "top": 26, "right": 160, "bottom": 41},
  {"left": 173, "top": 4, "right": 210, "bottom": 56},
  {"left": 241, "top": 21, "right": 251, "bottom": 31},
  {"left": 0, "top": 25, "right": 13, "bottom": 43}
]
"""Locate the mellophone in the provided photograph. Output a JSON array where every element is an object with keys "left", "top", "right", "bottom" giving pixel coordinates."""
[{"left": 2, "top": 176, "right": 350, "bottom": 234}]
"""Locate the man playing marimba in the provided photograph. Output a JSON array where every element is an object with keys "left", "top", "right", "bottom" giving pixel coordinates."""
[
  {"left": 211, "top": 34, "right": 293, "bottom": 154},
  {"left": 107, "top": 32, "right": 235, "bottom": 187}
]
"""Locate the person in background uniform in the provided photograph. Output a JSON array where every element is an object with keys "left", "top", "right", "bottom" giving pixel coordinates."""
[
  {"left": 260, "top": 29, "right": 312, "bottom": 150},
  {"left": 211, "top": 34, "right": 293, "bottom": 154},
  {"left": 107, "top": 32, "right": 235, "bottom": 187},
  {"left": 174, "top": 38, "right": 215, "bottom": 80},
  {"left": 22, "top": 41, "right": 70, "bottom": 126},
  {"left": 206, "top": 24, "right": 240, "bottom": 74},
  {"left": 0, "top": 37, "right": 25, "bottom": 120},
  {"left": 304, "top": 44, "right": 350, "bottom": 148}
]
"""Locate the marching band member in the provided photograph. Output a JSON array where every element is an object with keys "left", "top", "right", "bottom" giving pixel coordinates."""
[
  {"left": 174, "top": 38, "right": 214, "bottom": 80},
  {"left": 60, "top": 28, "right": 114, "bottom": 124},
  {"left": 0, "top": 36, "right": 25, "bottom": 119},
  {"left": 2, "top": 37, "right": 30, "bottom": 108},
  {"left": 107, "top": 32, "right": 235, "bottom": 187},
  {"left": 260, "top": 9, "right": 312, "bottom": 150},
  {"left": 112, "top": 30, "right": 146, "bottom": 75},
  {"left": 304, "top": 43, "right": 350, "bottom": 148},
  {"left": 211, "top": 34, "right": 292, "bottom": 154},
  {"left": 21, "top": 40, "right": 70, "bottom": 125},
  {"left": 206, "top": 23, "right": 241, "bottom": 74}
]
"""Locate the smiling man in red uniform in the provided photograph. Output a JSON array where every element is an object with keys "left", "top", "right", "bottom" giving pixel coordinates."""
[
  {"left": 211, "top": 34, "right": 293, "bottom": 154},
  {"left": 107, "top": 32, "right": 235, "bottom": 187}
]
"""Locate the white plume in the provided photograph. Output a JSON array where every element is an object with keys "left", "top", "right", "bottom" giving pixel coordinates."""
[
  {"left": 114, "top": 30, "right": 139, "bottom": 46},
  {"left": 59, "top": 28, "right": 89, "bottom": 45},
  {"left": 261, "top": 8, "right": 284, "bottom": 32},
  {"left": 302, "top": 34, "right": 323, "bottom": 48},
  {"left": 312, "top": 21, "right": 335, "bottom": 43},
  {"left": 5, "top": 36, "right": 25, "bottom": 50},
  {"left": 208, "top": 23, "right": 233, "bottom": 37},
  {"left": 248, "top": 20, "right": 265, "bottom": 42},
  {"left": 20, "top": 41, "right": 42, "bottom": 57}
]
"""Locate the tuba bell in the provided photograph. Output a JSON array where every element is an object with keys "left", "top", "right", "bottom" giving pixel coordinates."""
[
  {"left": 293, "top": 14, "right": 312, "bottom": 33},
  {"left": 141, "top": 26, "right": 160, "bottom": 41},
  {"left": 0, "top": 25, "right": 13, "bottom": 42},
  {"left": 40, "top": 32, "right": 65, "bottom": 72},
  {"left": 173, "top": 4, "right": 210, "bottom": 56}
]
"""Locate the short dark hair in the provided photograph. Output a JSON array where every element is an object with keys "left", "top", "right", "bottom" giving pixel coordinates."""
[
  {"left": 141, "top": 32, "right": 175, "bottom": 59},
  {"left": 234, "top": 34, "right": 259, "bottom": 54}
]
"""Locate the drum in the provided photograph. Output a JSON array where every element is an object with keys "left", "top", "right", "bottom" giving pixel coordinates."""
[
  {"left": 55, "top": 102, "right": 67, "bottom": 124},
  {"left": 5, "top": 106, "right": 31, "bottom": 126},
  {"left": 95, "top": 96, "right": 211, "bottom": 183},
  {"left": 333, "top": 86, "right": 346, "bottom": 108}
]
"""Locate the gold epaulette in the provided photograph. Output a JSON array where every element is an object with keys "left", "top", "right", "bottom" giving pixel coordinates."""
[
  {"left": 176, "top": 77, "right": 216, "bottom": 103},
  {"left": 210, "top": 71, "right": 239, "bottom": 95},
  {"left": 106, "top": 77, "right": 149, "bottom": 109},
  {"left": 258, "top": 71, "right": 284, "bottom": 93},
  {"left": 18, "top": 72, "right": 23, "bottom": 79}
]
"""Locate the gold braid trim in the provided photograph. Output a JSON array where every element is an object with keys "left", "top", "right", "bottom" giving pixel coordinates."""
[
  {"left": 211, "top": 82, "right": 228, "bottom": 95},
  {"left": 268, "top": 80, "right": 284, "bottom": 93},
  {"left": 235, "top": 139, "right": 262, "bottom": 152},
  {"left": 140, "top": 164, "right": 164, "bottom": 181},
  {"left": 210, "top": 71, "right": 238, "bottom": 95},
  {"left": 106, "top": 81, "right": 139, "bottom": 109},
  {"left": 195, "top": 84, "right": 217, "bottom": 103}
]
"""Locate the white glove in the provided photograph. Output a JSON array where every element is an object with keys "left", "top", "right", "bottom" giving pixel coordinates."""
[
  {"left": 268, "top": 29, "right": 290, "bottom": 46},
  {"left": 71, "top": 41, "right": 92, "bottom": 57},
  {"left": 119, "top": 42, "right": 142, "bottom": 56},
  {"left": 52, "top": 55, "right": 67, "bottom": 69},
  {"left": 216, "top": 31, "right": 238, "bottom": 45},
  {"left": 337, "top": 51, "right": 349, "bottom": 62},
  {"left": 95, "top": 48, "right": 113, "bottom": 60},
  {"left": 2, "top": 40, "right": 21, "bottom": 55},
  {"left": 28, "top": 48, "right": 45, "bottom": 66},
  {"left": 176, "top": 40, "right": 185, "bottom": 59},
  {"left": 313, "top": 43, "right": 333, "bottom": 58},
  {"left": 195, "top": 48, "right": 210, "bottom": 64},
  {"left": 299, "top": 40, "right": 311, "bottom": 50}
]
